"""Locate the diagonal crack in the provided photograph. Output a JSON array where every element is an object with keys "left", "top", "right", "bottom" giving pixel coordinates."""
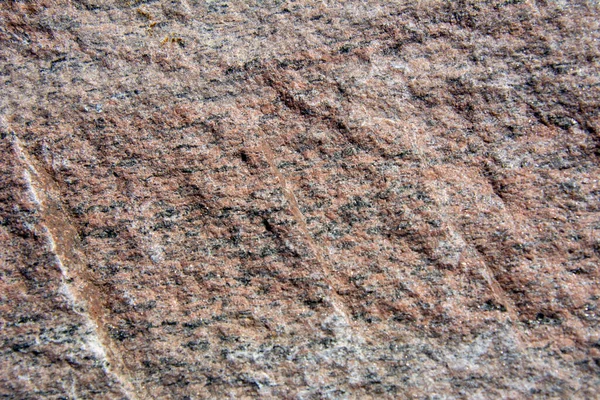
[{"left": 259, "top": 138, "right": 362, "bottom": 335}]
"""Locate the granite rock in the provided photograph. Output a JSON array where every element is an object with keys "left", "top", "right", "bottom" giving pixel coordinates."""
[{"left": 1, "top": 0, "right": 599, "bottom": 398}]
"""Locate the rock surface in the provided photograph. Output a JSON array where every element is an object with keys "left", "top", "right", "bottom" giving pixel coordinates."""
[{"left": 1, "top": 0, "right": 599, "bottom": 398}]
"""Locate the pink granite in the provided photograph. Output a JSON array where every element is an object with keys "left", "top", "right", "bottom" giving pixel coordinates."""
[{"left": 1, "top": 1, "right": 599, "bottom": 398}]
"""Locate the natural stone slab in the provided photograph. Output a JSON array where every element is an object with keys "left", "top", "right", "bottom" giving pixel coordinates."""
[{"left": 1, "top": 1, "right": 599, "bottom": 398}]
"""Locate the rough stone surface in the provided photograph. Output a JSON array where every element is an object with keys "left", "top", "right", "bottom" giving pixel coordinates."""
[{"left": 1, "top": 0, "right": 599, "bottom": 398}]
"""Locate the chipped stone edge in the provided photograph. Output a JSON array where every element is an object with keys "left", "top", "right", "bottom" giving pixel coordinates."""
[{"left": 7, "top": 129, "right": 144, "bottom": 400}]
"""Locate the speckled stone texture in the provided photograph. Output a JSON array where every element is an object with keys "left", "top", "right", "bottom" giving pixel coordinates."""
[{"left": 1, "top": 0, "right": 599, "bottom": 398}]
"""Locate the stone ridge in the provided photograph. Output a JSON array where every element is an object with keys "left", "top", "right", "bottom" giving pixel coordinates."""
[
  {"left": 1, "top": 1, "right": 599, "bottom": 398},
  {"left": 1, "top": 130, "right": 131, "bottom": 398}
]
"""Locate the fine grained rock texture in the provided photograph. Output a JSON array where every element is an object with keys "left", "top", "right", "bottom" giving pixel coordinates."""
[{"left": 1, "top": 0, "right": 599, "bottom": 398}]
